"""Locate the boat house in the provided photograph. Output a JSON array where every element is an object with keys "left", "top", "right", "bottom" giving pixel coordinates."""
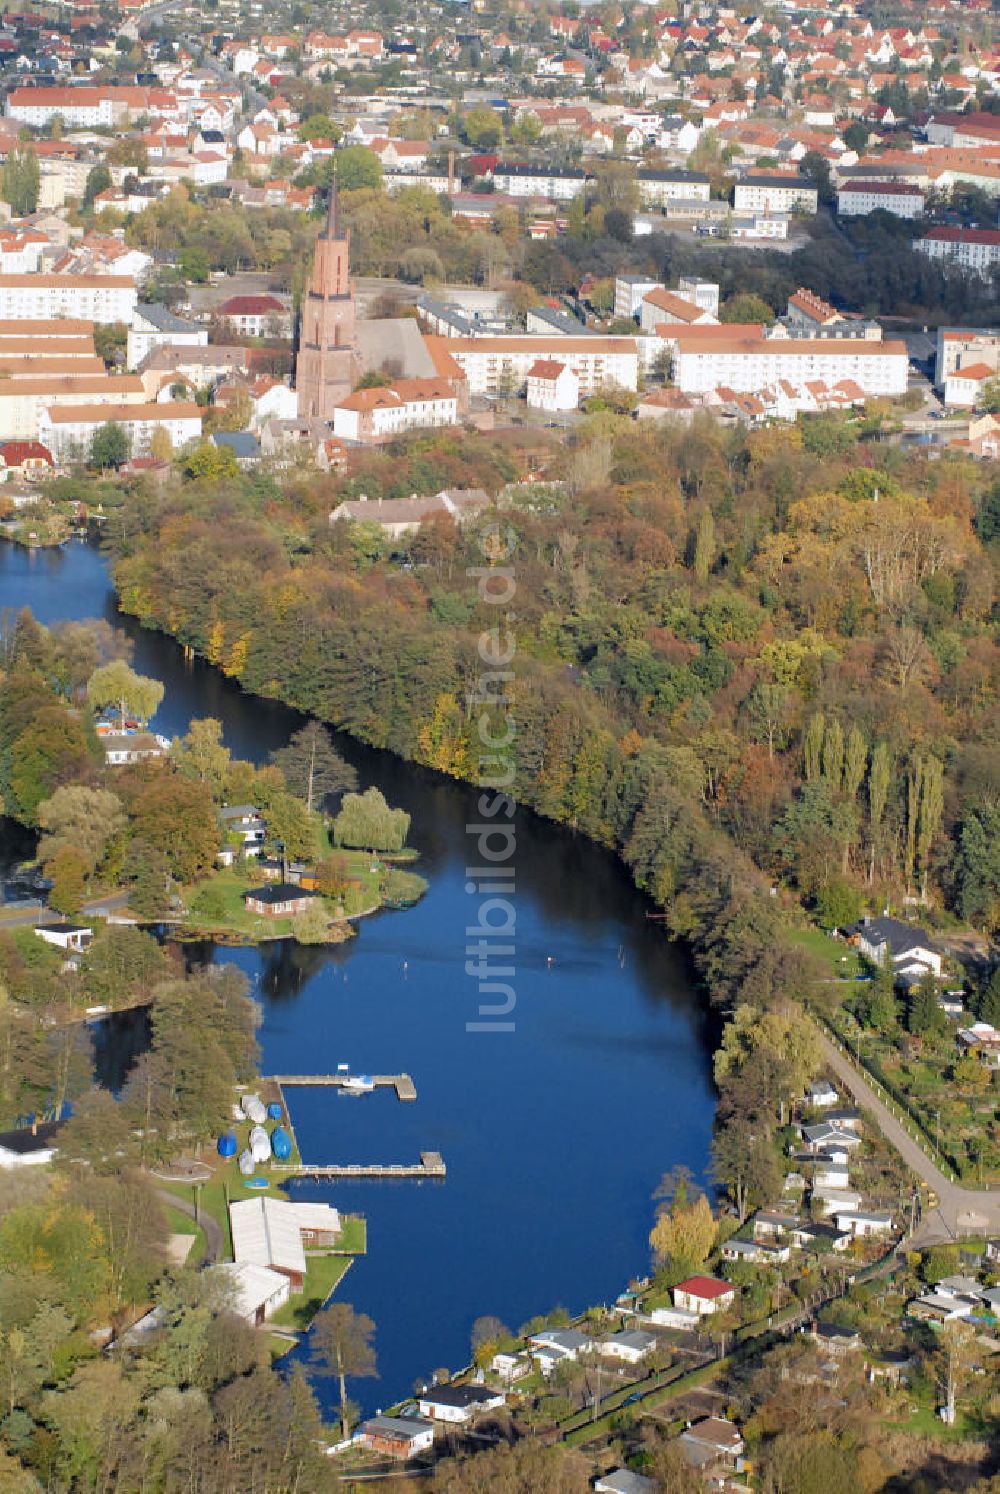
[{"left": 243, "top": 883, "right": 323, "bottom": 918}]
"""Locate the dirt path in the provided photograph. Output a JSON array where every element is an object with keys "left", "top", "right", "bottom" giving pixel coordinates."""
[{"left": 158, "top": 1188, "right": 225, "bottom": 1264}]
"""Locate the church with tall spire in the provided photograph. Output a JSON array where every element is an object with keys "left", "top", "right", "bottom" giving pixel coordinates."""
[{"left": 295, "top": 181, "right": 360, "bottom": 421}]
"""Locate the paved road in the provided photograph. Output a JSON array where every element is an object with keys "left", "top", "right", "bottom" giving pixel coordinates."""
[
  {"left": 0, "top": 890, "right": 132, "bottom": 931},
  {"left": 815, "top": 1025, "right": 1000, "bottom": 1243},
  {"left": 157, "top": 1188, "right": 224, "bottom": 1264}
]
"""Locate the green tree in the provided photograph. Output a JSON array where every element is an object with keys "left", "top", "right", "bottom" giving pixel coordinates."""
[
  {"left": 270, "top": 723, "right": 357, "bottom": 813},
  {"left": 82, "top": 164, "right": 111, "bottom": 211},
  {"left": 36, "top": 786, "right": 125, "bottom": 876},
  {"left": 86, "top": 659, "right": 163, "bottom": 728},
  {"left": 2, "top": 145, "right": 39, "bottom": 216},
  {"left": 462, "top": 107, "right": 504, "bottom": 149},
  {"left": 720, "top": 292, "right": 775, "bottom": 324},
  {"left": 908, "top": 975, "right": 946, "bottom": 1036},
  {"left": 333, "top": 787, "right": 410, "bottom": 853},
  {"left": 171, "top": 717, "right": 231, "bottom": 797},
  {"left": 297, "top": 113, "right": 340, "bottom": 143},
  {"left": 310, "top": 1302, "right": 377, "bottom": 1438},
  {"left": 182, "top": 441, "right": 239, "bottom": 482},
  {"left": 335, "top": 146, "right": 382, "bottom": 192},
  {"left": 47, "top": 844, "right": 89, "bottom": 915},
  {"left": 88, "top": 422, "right": 130, "bottom": 471}
]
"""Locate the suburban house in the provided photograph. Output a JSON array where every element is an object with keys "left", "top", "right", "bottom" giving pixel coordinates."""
[
  {"left": 214, "top": 1261, "right": 290, "bottom": 1325},
  {"left": 103, "top": 731, "right": 171, "bottom": 766},
  {"left": 850, "top": 917, "right": 941, "bottom": 981},
  {"left": 834, "top": 1206, "right": 894, "bottom": 1237},
  {"left": 0, "top": 1121, "right": 60, "bottom": 1169},
  {"left": 599, "top": 1329, "right": 656, "bottom": 1365},
  {"left": 228, "top": 1197, "right": 341, "bottom": 1288},
  {"left": 525, "top": 358, "right": 579, "bottom": 412},
  {"left": 672, "top": 1277, "right": 736, "bottom": 1316},
  {"left": 490, "top": 1350, "right": 531, "bottom": 1383},
  {"left": 220, "top": 804, "right": 267, "bottom": 854},
  {"left": 678, "top": 1416, "right": 745, "bottom": 1477},
  {"left": 527, "top": 1327, "right": 594, "bottom": 1374},
  {"left": 807, "top": 1079, "right": 839, "bottom": 1108},
  {"left": 416, "top": 1384, "right": 506, "bottom": 1423},
  {"left": 33, "top": 923, "right": 93, "bottom": 952},
  {"left": 594, "top": 1471, "right": 654, "bottom": 1494},
  {"left": 243, "top": 883, "right": 324, "bottom": 918},
  {"left": 957, "top": 1022, "right": 1000, "bottom": 1067},
  {"left": 329, "top": 488, "right": 490, "bottom": 540},
  {"left": 357, "top": 1415, "right": 435, "bottom": 1459}
]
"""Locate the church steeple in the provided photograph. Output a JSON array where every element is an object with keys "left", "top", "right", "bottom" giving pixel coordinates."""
[{"left": 295, "top": 171, "right": 358, "bottom": 420}]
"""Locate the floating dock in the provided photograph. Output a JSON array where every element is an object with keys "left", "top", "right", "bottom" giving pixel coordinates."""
[
  {"left": 276, "top": 1151, "right": 446, "bottom": 1181},
  {"left": 268, "top": 1073, "right": 417, "bottom": 1101}
]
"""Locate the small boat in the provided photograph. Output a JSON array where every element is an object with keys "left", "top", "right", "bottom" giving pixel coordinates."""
[
  {"left": 238, "top": 1148, "right": 255, "bottom": 1177},
  {"left": 266, "top": 1101, "right": 283, "bottom": 1121},
  {"left": 271, "top": 1126, "right": 292, "bottom": 1161},
  {"left": 249, "top": 1125, "right": 271, "bottom": 1163},
  {"left": 217, "top": 1132, "right": 238, "bottom": 1159},
  {"left": 340, "top": 1074, "right": 375, "bottom": 1095},
  {"left": 240, "top": 1094, "right": 267, "bottom": 1125},
  {"left": 244, "top": 1176, "right": 270, "bottom": 1190}
]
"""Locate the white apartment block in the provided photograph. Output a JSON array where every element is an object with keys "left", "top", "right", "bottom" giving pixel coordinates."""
[
  {"left": 935, "top": 330, "right": 1000, "bottom": 389},
  {"left": 671, "top": 329, "right": 908, "bottom": 397},
  {"left": 39, "top": 401, "right": 202, "bottom": 463},
  {"left": 0, "top": 375, "right": 145, "bottom": 440},
  {"left": 733, "top": 176, "right": 818, "bottom": 215},
  {"left": 491, "top": 165, "right": 588, "bottom": 201},
  {"left": 917, "top": 227, "right": 1000, "bottom": 278},
  {"left": 332, "top": 379, "right": 459, "bottom": 444},
  {"left": 0, "top": 276, "right": 136, "bottom": 325},
  {"left": 677, "top": 278, "right": 721, "bottom": 317},
  {"left": 442, "top": 337, "right": 638, "bottom": 398},
  {"left": 7, "top": 87, "right": 116, "bottom": 129},
  {"left": 614, "top": 275, "right": 662, "bottom": 320},
  {"left": 837, "top": 181, "right": 925, "bottom": 219},
  {"left": 636, "top": 170, "right": 711, "bottom": 208}
]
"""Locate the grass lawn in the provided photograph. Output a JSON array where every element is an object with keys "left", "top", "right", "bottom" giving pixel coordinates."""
[
  {"left": 162, "top": 1204, "right": 206, "bottom": 1266},
  {"left": 789, "top": 925, "right": 861, "bottom": 977},
  {"left": 269, "top": 1255, "right": 354, "bottom": 1332},
  {"left": 883, "top": 1404, "right": 972, "bottom": 1441}
]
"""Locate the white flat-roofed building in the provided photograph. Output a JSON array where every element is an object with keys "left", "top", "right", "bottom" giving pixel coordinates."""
[
  {"left": 733, "top": 175, "right": 817, "bottom": 215},
  {"left": 837, "top": 180, "right": 925, "bottom": 219},
  {"left": 0, "top": 275, "right": 136, "bottom": 324},
  {"left": 332, "top": 377, "right": 458, "bottom": 444},
  {"left": 614, "top": 275, "right": 662, "bottom": 320},
  {"left": 39, "top": 401, "right": 202, "bottom": 462},
  {"left": 438, "top": 336, "right": 638, "bottom": 398},
  {"left": 918, "top": 227, "right": 1000, "bottom": 278},
  {"left": 671, "top": 327, "right": 908, "bottom": 397}
]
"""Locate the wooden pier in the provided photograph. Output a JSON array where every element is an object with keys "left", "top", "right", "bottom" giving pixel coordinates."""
[
  {"left": 276, "top": 1151, "right": 446, "bottom": 1181},
  {"left": 268, "top": 1073, "right": 417, "bottom": 1102}
]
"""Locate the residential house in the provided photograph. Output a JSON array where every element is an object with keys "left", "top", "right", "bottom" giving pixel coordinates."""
[
  {"left": 357, "top": 1416, "right": 435, "bottom": 1459},
  {"left": 807, "top": 1079, "right": 839, "bottom": 1108},
  {"left": 330, "top": 489, "right": 489, "bottom": 540},
  {"left": 34, "top": 923, "right": 92, "bottom": 952},
  {"left": 672, "top": 1276, "right": 736, "bottom": 1316},
  {"left": 527, "top": 1327, "right": 594, "bottom": 1374},
  {"left": 219, "top": 804, "right": 266, "bottom": 854},
  {"left": 851, "top": 916, "right": 942, "bottom": 981},
  {"left": 102, "top": 731, "right": 171, "bottom": 765},
  {"left": 678, "top": 1417, "right": 745, "bottom": 1477},
  {"left": 416, "top": 1384, "right": 506, "bottom": 1423},
  {"left": 525, "top": 359, "right": 579, "bottom": 412},
  {"left": 834, "top": 1206, "right": 894, "bottom": 1237},
  {"left": 600, "top": 1329, "right": 656, "bottom": 1365},
  {"left": 594, "top": 1472, "right": 654, "bottom": 1494},
  {"left": 217, "top": 295, "right": 289, "bottom": 338},
  {"left": 244, "top": 883, "right": 324, "bottom": 919}
]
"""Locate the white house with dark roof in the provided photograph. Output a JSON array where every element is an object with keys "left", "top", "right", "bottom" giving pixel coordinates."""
[
  {"left": 852, "top": 916, "right": 941, "bottom": 981},
  {"left": 416, "top": 1384, "right": 506, "bottom": 1423}
]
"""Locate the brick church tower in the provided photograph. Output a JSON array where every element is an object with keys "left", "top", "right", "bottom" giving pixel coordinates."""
[{"left": 296, "top": 181, "right": 359, "bottom": 420}]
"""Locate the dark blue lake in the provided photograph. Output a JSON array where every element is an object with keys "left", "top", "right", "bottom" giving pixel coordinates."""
[{"left": 0, "top": 538, "right": 717, "bottom": 1413}]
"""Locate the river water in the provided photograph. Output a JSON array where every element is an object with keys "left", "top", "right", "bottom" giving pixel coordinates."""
[{"left": 0, "top": 539, "right": 716, "bottom": 1412}]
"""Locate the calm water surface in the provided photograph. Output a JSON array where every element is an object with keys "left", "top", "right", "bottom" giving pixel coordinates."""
[{"left": 0, "top": 539, "right": 717, "bottom": 1411}]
